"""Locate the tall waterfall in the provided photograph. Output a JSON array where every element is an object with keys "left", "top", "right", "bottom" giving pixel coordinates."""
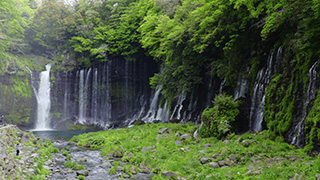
[
  {"left": 249, "top": 50, "right": 276, "bottom": 132},
  {"left": 290, "top": 61, "right": 318, "bottom": 147},
  {"left": 35, "top": 64, "right": 52, "bottom": 130}
]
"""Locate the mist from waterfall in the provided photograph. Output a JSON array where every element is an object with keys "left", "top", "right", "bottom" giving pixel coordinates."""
[{"left": 35, "top": 64, "right": 52, "bottom": 130}]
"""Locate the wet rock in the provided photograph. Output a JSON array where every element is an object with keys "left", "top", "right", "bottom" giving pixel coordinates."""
[
  {"left": 140, "top": 168, "right": 151, "bottom": 174},
  {"left": 76, "top": 170, "right": 89, "bottom": 176},
  {"left": 158, "top": 128, "right": 169, "bottom": 134},
  {"left": 241, "top": 139, "right": 255, "bottom": 147},
  {"left": 100, "top": 162, "right": 112, "bottom": 168},
  {"left": 181, "top": 134, "right": 192, "bottom": 140}
]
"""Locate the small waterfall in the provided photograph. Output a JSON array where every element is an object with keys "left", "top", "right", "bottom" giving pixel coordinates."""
[
  {"left": 234, "top": 69, "right": 250, "bottom": 99},
  {"left": 91, "top": 68, "right": 98, "bottom": 123},
  {"left": 78, "top": 69, "right": 85, "bottom": 123},
  {"left": 35, "top": 64, "right": 52, "bottom": 130},
  {"left": 63, "top": 71, "right": 70, "bottom": 118},
  {"left": 170, "top": 92, "right": 186, "bottom": 120},
  {"left": 250, "top": 50, "right": 275, "bottom": 132},
  {"left": 79, "top": 68, "right": 91, "bottom": 124},
  {"left": 291, "top": 61, "right": 318, "bottom": 146}
]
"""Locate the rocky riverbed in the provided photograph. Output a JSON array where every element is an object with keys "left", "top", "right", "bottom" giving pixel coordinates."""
[
  {"left": 0, "top": 124, "right": 42, "bottom": 179},
  {"left": 0, "top": 124, "right": 154, "bottom": 180}
]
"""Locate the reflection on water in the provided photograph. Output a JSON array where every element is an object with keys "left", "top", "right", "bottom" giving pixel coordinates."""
[{"left": 30, "top": 130, "right": 96, "bottom": 141}]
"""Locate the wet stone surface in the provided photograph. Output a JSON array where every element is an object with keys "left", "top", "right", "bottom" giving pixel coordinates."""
[{"left": 48, "top": 141, "right": 154, "bottom": 180}]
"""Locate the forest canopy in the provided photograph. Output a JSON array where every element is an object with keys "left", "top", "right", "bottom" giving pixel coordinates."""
[{"left": 2, "top": 0, "right": 320, "bottom": 101}]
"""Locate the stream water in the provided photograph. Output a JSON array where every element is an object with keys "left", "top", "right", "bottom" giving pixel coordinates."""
[{"left": 33, "top": 131, "right": 154, "bottom": 180}]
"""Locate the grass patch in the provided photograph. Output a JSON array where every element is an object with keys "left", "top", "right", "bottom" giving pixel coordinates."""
[{"left": 70, "top": 123, "right": 318, "bottom": 179}]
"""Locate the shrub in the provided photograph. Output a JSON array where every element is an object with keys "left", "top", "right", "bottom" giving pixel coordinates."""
[
  {"left": 199, "top": 94, "right": 239, "bottom": 138},
  {"left": 78, "top": 175, "right": 85, "bottom": 180},
  {"left": 76, "top": 165, "right": 85, "bottom": 170}
]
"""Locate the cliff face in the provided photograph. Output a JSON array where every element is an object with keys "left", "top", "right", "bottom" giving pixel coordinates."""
[{"left": 1, "top": 47, "right": 320, "bottom": 150}]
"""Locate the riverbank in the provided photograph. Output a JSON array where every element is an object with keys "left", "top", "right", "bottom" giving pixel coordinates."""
[
  {"left": 0, "top": 124, "right": 55, "bottom": 179},
  {"left": 3, "top": 123, "right": 320, "bottom": 179},
  {"left": 71, "top": 123, "right": 320, "bottom": 179}
]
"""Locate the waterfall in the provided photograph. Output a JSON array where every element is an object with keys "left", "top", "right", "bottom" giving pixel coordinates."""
[
  {"left": 250, "top": 50, "right": 275, "bottom": 132},
  {"left": 234, "top": 69, "right": 249, "bottom": 99},
  {"left": 79, "top": 68, "right": 92, "bottom": 124},
  {"left": 170, "top": 92, "right": 186, "bottom": 120},
  {"left": 291, "top": 61, "right": 318, "bottom": 146},
  {"left": 92, "top": 68, "right": 98, "bottom": 123},
  {"left": 78, "top": 69, "right": 85, "bottom": 123},
  {"left": 35, "top": 64, "right": 52, "bottom": 130}
]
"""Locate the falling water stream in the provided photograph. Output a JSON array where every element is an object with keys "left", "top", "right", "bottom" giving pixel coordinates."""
[{"left": 35, "top": 64, "right": 52, "bottom": 130}]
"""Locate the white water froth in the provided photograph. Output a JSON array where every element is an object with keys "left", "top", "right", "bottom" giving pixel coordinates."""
[
  {"left": 250, "top": 49, "right": 276, "bottom": 132},
  {"left": 35, "top": 64, "right": 52, "bottom": 130}
]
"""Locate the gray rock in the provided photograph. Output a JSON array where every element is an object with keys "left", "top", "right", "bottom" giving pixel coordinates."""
[
  {"left": 181, "top": 134, "right": 192, "bottom": 140},
  {"left": 218, "top": 160, "right": 227, "bottom": 166},
  {"left": 200, "top": 157, "right": 210, "bottom": 164},
  {"left": 141, "top": 146, "right": 156, "bottom": 153},
  {"left": 245, "top": 170, "right": 262, "bottom": 175},
  {"left": 162, "top": 171, "right": 177, "bottom": 178},
  {"left": 127, "top": 152, "right": 135, "bottom": 157},
  {"left": 140, "top": 168, "right": 151, "bottom": 174},
  {"left": 175, "top": 140, "right": 182, "bottom": 145},
  {"left": 241, "top": 139, "right": 255, "bottom": 147},
  {"left": 100, "top": 162, "right": 112, "bottom": 168},
  {"left": 175, "top": 132, "right": 182, "bottom": 137},
  {"left": 203, "top": 144, "right": 212, "bottom": 148},
  {"left": 76, "top": 170, "right": 90, "bottom": 176},
  {"left": 212, "top": 154, "right": 221, "bottom": 159},
  {"left": 198, "top": 150, "right": 206, "bottom": 154},
  {"left": 229, "top": 154, "right": 240, "bottom": 161},
  {"left": 158, "top": 128, "right": 169, "bottom": 134},
  {"left": 316, "top": 174, "right": 320, "bottom": 180},
  {"left": 209, "top": 162, "right": 220, "bottom": 169}
]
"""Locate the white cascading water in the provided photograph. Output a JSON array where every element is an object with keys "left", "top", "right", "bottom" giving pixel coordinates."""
[
  {"left": 250, "top": 50, "right": 275, "bottom": 132},
  {"left": 78, "top": 69, "right": 85, "bottom": 123},
  {"left": 79, "top": 68, "right": 91, "bottom": 124},
  {"left": 291, "top": 60, "right": 318, "bottom": 146},
  {"left": 170, "top": 92, "right": 186, "bottom": 120},
  {"left": 35, "top": 64, "right": 52, "bottom": 130}
]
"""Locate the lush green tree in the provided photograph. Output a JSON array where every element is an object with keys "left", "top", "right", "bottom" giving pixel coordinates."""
[{"left": 199, "top": 94, "right": 240, "bottom": 138}]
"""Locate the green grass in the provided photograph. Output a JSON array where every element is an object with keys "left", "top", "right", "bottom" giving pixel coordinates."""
[{"left": 70, "top": 123, "right": 319, "bottom": 179}]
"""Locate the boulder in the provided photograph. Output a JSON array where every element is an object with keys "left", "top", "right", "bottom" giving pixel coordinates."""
[
  {"left": 162, "top": 171, "right": 177, "bottom": 178},
  {"left": 209, "top": 162, "right": 220, "bottom": 169},
  {"left": 203, "top": 144, "right": 212, "bottom": 148},
  {"left": 181, "top": 134, "right": 192, "bottom": 140},
  {"left": 158, "top": 128, "right": 169, "bottom": 134},
  {"left": 200, "top": 157, "right": 211, "bottom": 164}
]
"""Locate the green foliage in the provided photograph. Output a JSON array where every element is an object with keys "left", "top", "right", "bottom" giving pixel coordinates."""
[
  {"left": 78, "top": 175, "right": 85, "bottom": 180},
  {"left": 70, "top": 123, "right": 320, "bottom": 179},
  {"left": 304, "top": 90, "right": 320, "bottom": 152},
  {"left": 76, "top": 164, "right": 85, "bottom": 170},
  {"left": 65, "top": 161, "right": 77, "bottom": 169},
  {"left": 199, "top": 94, "right": 240, "bottom": 138}
]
